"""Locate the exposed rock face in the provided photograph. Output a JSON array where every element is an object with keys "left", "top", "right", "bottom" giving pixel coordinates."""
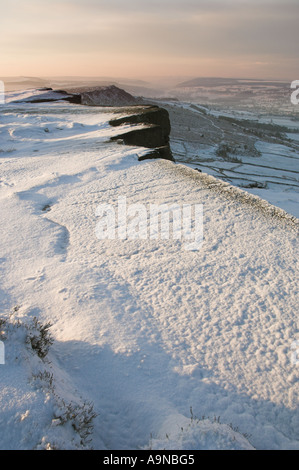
[
  {"left": 137, "top": 146, "right": 174, "bottom": 161},
  {"left": 80, "top": 88, "right": 173, "bottom": 161},
  {"left": 109, "top": 106, "right": 174, "bottom": 161},
  {"left": 109, "top": 106, "right": 171, "bottom": 142},
  {"left": 81, "top": 85, "right": 139, "bottom": 106}
]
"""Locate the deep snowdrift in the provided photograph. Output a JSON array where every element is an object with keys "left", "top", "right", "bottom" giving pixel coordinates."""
[{"left": 0, "top": 92, "right": 298, "bottom": 450}]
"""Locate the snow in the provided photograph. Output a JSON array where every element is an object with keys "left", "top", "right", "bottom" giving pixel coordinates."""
[
  {"left": 148, "top": 414, "right": 254, "bottom": 450},
  {"left": 4, "top": 88, "right": 74, "bottom": 104},
  {"left": 287, "top": 133, "right": 299, "bottom": 142},
  {"left": 0, "top": 91, "right": 298, "bottom": 450}
]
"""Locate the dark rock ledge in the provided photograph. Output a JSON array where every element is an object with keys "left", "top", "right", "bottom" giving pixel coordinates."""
[{"left": 109, "top": 106, "right": 174, "bottom": 162}]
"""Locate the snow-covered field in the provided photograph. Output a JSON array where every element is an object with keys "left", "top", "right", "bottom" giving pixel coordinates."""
[{"left": 0, "top": 91, "right": 298, "bottom": 450}]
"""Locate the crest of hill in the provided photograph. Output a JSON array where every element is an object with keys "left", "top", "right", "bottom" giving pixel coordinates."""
[
  {"left": 80, "top": 85, "right": 141, "bottom": 106},
  {"left": 176, "top": 77, "right": 241, "bottom": 88}
]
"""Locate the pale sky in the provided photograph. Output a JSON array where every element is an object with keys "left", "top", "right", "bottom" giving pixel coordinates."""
[{"left": 1, "top": 0, "right": 298, "bottom": 80}]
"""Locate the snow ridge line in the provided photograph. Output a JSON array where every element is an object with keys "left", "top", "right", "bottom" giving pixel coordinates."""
[{"left": 168, "top": 161, "right": 299, "bottom": 234}]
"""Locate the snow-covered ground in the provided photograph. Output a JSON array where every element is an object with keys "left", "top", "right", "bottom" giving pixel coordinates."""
[{"left": 0, "top": 91, "right": 298, "bottom": 450}]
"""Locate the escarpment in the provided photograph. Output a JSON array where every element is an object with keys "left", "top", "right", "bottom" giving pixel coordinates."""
[
  {"left": 109, "top": 105, "right": 174, "bottom": 161},
  {"left": 18, "top": 85, "right": 174, "bottom": 161}
]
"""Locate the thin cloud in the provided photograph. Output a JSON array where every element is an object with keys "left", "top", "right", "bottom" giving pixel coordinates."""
[{"left": 1, "top": 0, "right": 298, "bottom": 79}]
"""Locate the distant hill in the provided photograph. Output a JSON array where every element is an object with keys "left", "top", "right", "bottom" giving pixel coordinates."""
[
  {"left": 176, "top": 77, "right": 290, "bottom": 88},
  {"left": 176, "top": 77, "right": 241, "bottom": 88},
  {"left": 2, "top": 76, "right": 49, "bottom": 91}
]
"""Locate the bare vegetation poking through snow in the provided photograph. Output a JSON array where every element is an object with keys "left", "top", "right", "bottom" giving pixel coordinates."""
[{"left": 0, "top": 309, "right": 97, "bottom": 450}]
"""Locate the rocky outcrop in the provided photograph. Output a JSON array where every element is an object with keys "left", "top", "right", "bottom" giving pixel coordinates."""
[
  {"left": 109, "top": 106, "right": 171, "bottom": 140},
  {"left": 80, "top": 85, "right": 139, "bottom": 106},
  {"left": 109, "top": 106, "right": 174, "bottom": 161},
  {"left": 20, "top": 85, "right": 137, "bottom": 106},
  {"left": 80, "top": 88, "right": 174, "bottom": 161},
  {"left": 17, "top": 85, "right": 173, "bottom": 162},
  {"left": 54, "top": 90, "right": 81, "bottom": 104}
]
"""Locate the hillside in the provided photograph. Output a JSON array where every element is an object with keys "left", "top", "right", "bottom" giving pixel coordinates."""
[{"left": 0, "top": 91, "right": 298, "bottom": 450}]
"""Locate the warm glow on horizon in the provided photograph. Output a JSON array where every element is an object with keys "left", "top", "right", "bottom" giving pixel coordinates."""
[{"left": 1, "top": 0, "right": 298, "bottom": 81}]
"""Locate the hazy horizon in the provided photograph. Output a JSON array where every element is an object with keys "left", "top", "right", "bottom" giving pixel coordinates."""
[
  {"left": 1, "top": 0, "right": 298, "bottom": 81},
  {"left": 1, "top": 74, "right": 295, "bottom": 82}
]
